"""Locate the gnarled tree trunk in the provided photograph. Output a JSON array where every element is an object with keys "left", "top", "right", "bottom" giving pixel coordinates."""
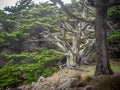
[
  {"left": 42, "top": 0, "right": 95, "bottom": 69},
  {"left": 66, "top": 42, "right": 95, "bottom": 69}
]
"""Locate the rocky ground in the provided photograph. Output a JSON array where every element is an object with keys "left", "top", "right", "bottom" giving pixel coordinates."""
[{"left": 18, "top": 67, "right": 120, "bottom": 90}]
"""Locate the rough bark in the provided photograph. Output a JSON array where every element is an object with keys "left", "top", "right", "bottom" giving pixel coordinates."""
[
  {"left": 66, "top": 51, "right": 78, "bottom": 68},
  {"left": 94, "top": 0, "right": 113, "bottom": 76},
  {"left": 65, "top": 42, "right": 96, "bottom": 69},
  {"left": 80, "top": 42, "right": 96, "bottom": 64}
]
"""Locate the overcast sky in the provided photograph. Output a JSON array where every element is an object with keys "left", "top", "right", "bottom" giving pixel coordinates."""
[{"left": 0, "top": 0, "right": 71, "bottom": 10}]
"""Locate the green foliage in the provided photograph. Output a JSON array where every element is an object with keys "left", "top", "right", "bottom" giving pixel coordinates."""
[
  {"left": 0, "top": 32, "right": 8, "bottom": 45},
  {"left": 0, "top": 2, "right": 65, "bottom": 88},
  {"left": 0, "top": 0, "right": 65, "bottom": 53},
  {"left": 109, "top": 29, "right": 120, "bottom": 40},
  {"left": 108, "top": 6, "right": 120, "bottom": 23},
  {"left": 42, "top": 67, "right": 58, "bottom": 77},
  {"left": 0, "top": 48, "right": 63, "bottom": 88},
  {"left": 0, "top": 31, "right": 29, "bottom": 49},
  {"left": 108, "top": 6, "right": 120, "bottom": 16}
]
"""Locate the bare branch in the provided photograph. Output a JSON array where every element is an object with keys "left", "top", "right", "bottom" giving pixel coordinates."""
[
  {"left": 50, "top": 49, "right": 69, "bottom": 56},
  {"left": 81, "top": 34, "right": 93, "bottom": 40},
  {"left": 81, "top": 23, "right": 90, "bottom": 31},
  {"left": 62, "top": 22, "right": 78, "bottom": 34},
  {"left": 50, "top": 0, "right": 95, "bottom": 24},
  {"left": 107, "top": 22, "right": 115, "bottom": 33}
]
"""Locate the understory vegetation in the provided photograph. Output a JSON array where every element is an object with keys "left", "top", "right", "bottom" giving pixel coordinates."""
[
  {"left": 0, "top": 48, "right": 63, "bottom": 88},
  {"left": 109, "top": 29, "right": 120, "bottom": 40}
]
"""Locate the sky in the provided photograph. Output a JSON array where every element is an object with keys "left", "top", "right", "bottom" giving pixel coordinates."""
[{"left": 0, "top": 0, "right": 71, "bottom": 10}]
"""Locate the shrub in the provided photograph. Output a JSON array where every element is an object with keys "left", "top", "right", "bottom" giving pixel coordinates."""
[
  {"left": 0, "top": 48, "right": 63, "bottom": 88},
  {"left": 109, "top": 29, "right": 120, "bottom": 40}
]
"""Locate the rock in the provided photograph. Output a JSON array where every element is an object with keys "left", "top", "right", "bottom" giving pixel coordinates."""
[
  {"left": 5, "top": 87, "right": 11, "bottom": 90},
  {"left": 42, "top": 84, "right": 50, "bottom": 90},
  {"left": 50, "top": 86, "right": 56, "bottom": 90},
  {"left": 18, "top": 85, "right": 30, "bottom": 90},
  {"left": 31, "top": 82, "right": 36, "bottom": 86},
  {"left": 37, "top": 76, "right": 45, "bottom": 83},
  {"left": 56, "top": 78, "right": 80, "bottom": 90},
  {"left": 28, "top": 76, "right": 46, "bottom": 90}
]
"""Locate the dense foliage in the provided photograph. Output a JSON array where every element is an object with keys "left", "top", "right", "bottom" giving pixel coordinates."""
[
  {"left": 108, "top": 6, "right": 120, "bottom": 40},
  {"left": 0, "top": 48, "right": 63, "bottom": 88},
  {"left": 108, "top": 6, "right": 120, "bottom": 23},
  {"left": 0, "top": 0, "right": 64, "bottom": 88},
  {"left": 109, "top": 29, "right": 120, "bottom": 40}
]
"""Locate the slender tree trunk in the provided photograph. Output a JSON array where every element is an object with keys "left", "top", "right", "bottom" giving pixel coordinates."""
[{"left": 94, "top": 0, "right": 113, "bottom": 76}]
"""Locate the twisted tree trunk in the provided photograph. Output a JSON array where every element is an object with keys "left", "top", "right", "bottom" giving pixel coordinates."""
[{"left": 66, "top": 42, "right": 95, "bottom": 69}]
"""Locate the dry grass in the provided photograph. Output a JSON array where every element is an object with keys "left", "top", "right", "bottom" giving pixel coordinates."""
[
  {"left": 34, "top": 65, "right": 96, "bottom": 90},
  {"left": 31, "top": 61, "right": 120, "bottom": 90},
  {"left": 35, "top": 69, "right": 81, "bottom": 90},
  {"left": 80, "top": 65, "right": 95, "bottom": 79},
  {"left": 111, "top": 60, "right": 120, "bottom": 73}
]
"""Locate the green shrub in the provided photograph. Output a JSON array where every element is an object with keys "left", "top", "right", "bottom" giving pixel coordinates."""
[
  {"left": 109, "top": 29, "right": 120, "bottom": 40},
  {"left": 42, "top": 67, "right": 58, "bottom": 77},
  {"left": 0, "top": 48, "right": 63, "bottom": 88}
]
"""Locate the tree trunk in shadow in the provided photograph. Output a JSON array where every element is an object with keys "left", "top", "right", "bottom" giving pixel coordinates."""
[{"left": 94, "top": 0, "right": 113, "bottom": 76}]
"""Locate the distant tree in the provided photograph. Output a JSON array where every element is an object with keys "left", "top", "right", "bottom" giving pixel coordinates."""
[{"left": 0, "top": 0, "right": 35, "bottom": 53}]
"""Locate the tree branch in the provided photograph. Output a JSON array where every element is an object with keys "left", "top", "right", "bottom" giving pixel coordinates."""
[
  {"left": 107, "top": 22, "right": 115, "bottom": 33},
  {"left": 50, "top": 49, "right": 68, "bottom": 56},
  {"left": 50, "top": 0, "right": 94, "bottom": 24}
]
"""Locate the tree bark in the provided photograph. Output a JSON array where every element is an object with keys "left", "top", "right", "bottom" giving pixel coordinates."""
[
  {"left": 94, "top": 0, "right": 113, "bottom": 76},
  {"left": 66, "top": 51, "right": 79, "bottom": 69},
  {"left": 80, "top": 42, "right": 95, "bottom": 64},
  {"left": 66, "top": 43, "right": 95, "bottom": 69}
]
